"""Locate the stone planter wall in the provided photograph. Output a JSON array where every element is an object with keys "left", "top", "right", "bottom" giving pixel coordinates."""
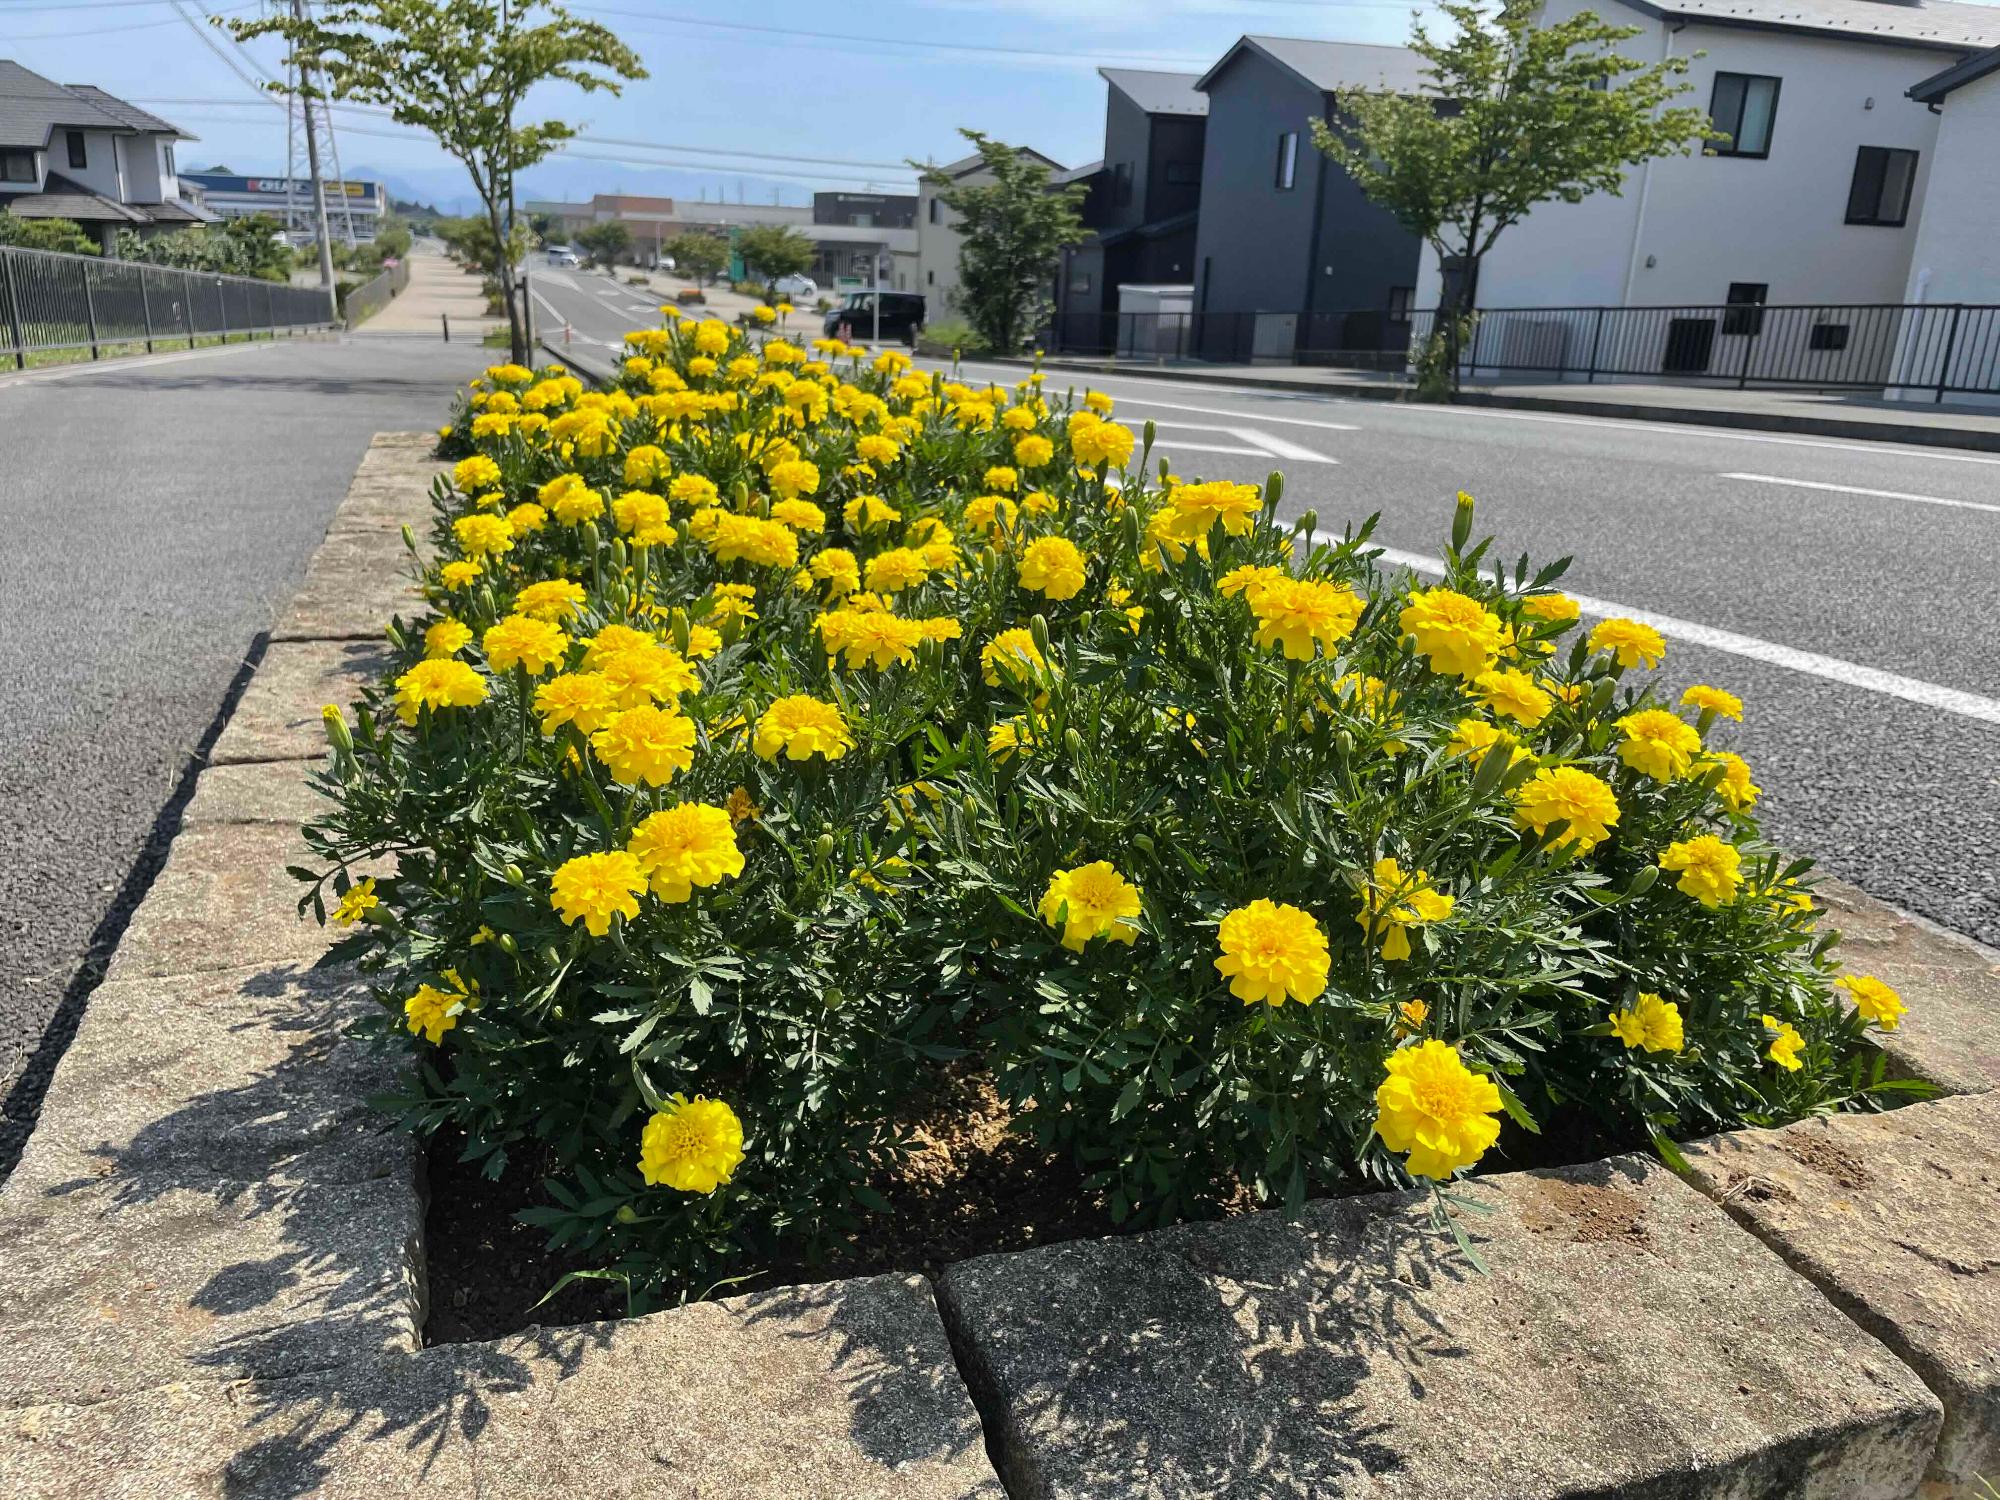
[{"left": 3, "top": 432, "right": 1994, "bottom": 1498}]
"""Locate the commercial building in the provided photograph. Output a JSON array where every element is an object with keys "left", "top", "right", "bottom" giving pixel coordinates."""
[{"left": 179, "top": 170, "right": 388, "bottom": 244}]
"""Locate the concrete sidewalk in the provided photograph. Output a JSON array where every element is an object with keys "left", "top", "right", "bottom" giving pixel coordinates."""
[
  {"left": 1018, "top": 355, "right": 2000, "bottom": 452},
  {"left": 353, "top": 251, "right": 502, "bottom": 340}
]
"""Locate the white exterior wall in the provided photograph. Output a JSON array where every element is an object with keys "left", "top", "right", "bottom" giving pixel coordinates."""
[
  {"left": 1902, "top": 69, "right": 2000, "bottom": 305},
  {"left": 916, "top": 173, "right": 977, "bottom": 314},
  {"left": 1416, "top": 0, "right": 1957, "bottom": 314},
  {"left": 57, "top": 127, "right": 124, "bottom": 200}
]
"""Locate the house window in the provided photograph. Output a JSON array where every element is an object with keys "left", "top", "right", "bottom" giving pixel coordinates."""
[
  {"left": 1709, "top": 73, "right": 1780, "bottom": 158},
  {"left": 66, "top": 131, "right": 87, "bottom": 170},
  {"left": 1386, "top": 286, "right": 1415, "bottom": 323},
  {"left": 1845, "top": 146, "right": 1917, "bottom": 227},
  {"left": 1723, "top": 282, "right": 1768, "bottom": 336},
  {"left": 0, "top": 149, "right": 34, "bottom": 184},
  {"left": 1113, "top": 161, "right": 1133, "bottom": 206},
  {"left": 1164, "top": 160, "right": 1200, "bottom": 185},
  {"left": 927, "top": 198, "right": 940, "bottom": 224},
  {"left": 1275, "top": 131, "right": 1298, "bottom": 191},
  {"left": 926, "top": 269, "right": 934, "bottom": 285},
  {"left": 1071, "top": 271, "right": 1093, "bottom": 296}
]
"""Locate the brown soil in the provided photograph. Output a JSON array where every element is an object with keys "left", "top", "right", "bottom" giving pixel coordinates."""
[{"left": 1780, "top": 1132, "right": 1873, "bottom": 1192}]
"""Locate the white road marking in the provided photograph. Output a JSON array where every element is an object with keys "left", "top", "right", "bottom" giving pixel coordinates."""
[
  {"left": 1719, "top": 472, "right": 2000, "bottom": 515},
  {"left": 1148, "top": 418, "right": 1337, "bottom": 465},
  {"left": 534, "top": 271, "right": 577, "bottom": 290},
  {"left": 1155, "top": 440, "right": 1271, "bottom": 458},
  {"left": 1076, "top": 389, "right": 1362, "bottom": 434},
  {"left": 0, "top": 340, "right": 271, "bottom": 389},
  {"left": 1329, "top": 537, "right": 2000, "bottom": 727}
]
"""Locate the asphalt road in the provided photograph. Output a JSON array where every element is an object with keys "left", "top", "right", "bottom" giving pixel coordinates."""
[
  {"left": 0, "top": 332, "right": 487, "bottom": 1177},
  {"left": 531, "top": 267, "right": 1999, "bottom": 948}
]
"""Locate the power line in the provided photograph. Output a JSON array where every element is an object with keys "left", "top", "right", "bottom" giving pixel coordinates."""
[{"left": 5, "top": 2, "right": 256, "bottom": 39}]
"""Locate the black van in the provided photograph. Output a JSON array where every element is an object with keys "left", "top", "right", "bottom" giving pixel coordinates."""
[{"left": 823, "top": 291, "right": 926, "bottom": 346}]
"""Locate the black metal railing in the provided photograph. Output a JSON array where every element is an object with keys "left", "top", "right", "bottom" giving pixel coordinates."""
[
  {"left": 0, "top": 244, "right": 338, "bottom": 367},
  {"left": 1045, "top": 301, "right": 2000, "bottom": 401}
]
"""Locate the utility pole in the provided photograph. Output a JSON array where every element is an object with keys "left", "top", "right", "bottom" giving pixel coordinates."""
[{"left": 292, "top": 0, "right": 337, "bottom": 312}]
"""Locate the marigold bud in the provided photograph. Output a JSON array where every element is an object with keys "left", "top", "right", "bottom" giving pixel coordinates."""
[
  {"left": 1029, "top": 614, "right": 1050, "bottom": 655},
  {"left": 814, "top": 833, "right": 835, "bottom": 861},
  {"left": 504, "top": 863, "right": 525, "bottom": 886},
  {"left": 320, "top": 704, "right": 353, "bottom": 755},
  {"left": 614, "top": 1204, "right": 638, "bottom": 1224}
]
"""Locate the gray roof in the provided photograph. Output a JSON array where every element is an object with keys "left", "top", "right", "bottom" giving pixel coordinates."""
[
  {"left": 1098, "top": 67, "right": 1209, "bottom": 116},
  {"left": 1197, "top": 36, "right": 1430, "bottom": 95},
  {"left": 1052, "top": 159, "right": 1104, "bottom": 185},
  {"left": 925, "top": 146, "right": 1067, "bottom": 180},
  {"left": 1, "top": 169, "right": 212, "bottom": 225},
  {"left": 1911, "top": 41, "right": 2000, "bottom": 97},
  {"left": 0, "top": 60, "right": 191, "bottom": 150},
  {"left": 1617, "top": 0, "right": 2000, "bottom": 52}
]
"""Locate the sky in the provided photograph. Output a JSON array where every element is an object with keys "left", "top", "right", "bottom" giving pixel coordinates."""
[{"left": 0, "top": 0, "right": 1436, "bottom": 212}]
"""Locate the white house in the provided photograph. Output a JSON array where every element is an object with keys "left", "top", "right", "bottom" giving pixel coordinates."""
[
  {"left": 1410, "top": 0, "right": 2000, "bottom": 385},
  {"left": 0, "top": 60, "right": 212, "bottom": 252},
  {"left": 914, "top": 146, "right": 1067, "bottom": 317}
]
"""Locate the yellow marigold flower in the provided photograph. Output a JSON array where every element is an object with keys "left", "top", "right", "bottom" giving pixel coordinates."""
[
  {"left": 452, "top": 512, "right": 514, "bottom": 559},
  {"left": 591, "top": 705, "right": 697, "bottom": 787},
  {"left": 1084, "top": 390, "right": 1114, "bottom": 415},
  {"left": 1000, "top": 404, "right": 1037, "bottom": 431},
  {"left": 984, "top": 465, "right": 1019, "bottom": 493},
  {"left": 1616, "top": 708, "right": 1703, "bottom": 782},
  {"left": 1474, "top": 667, "right": 1552, "bottom": 727},
  {"left": 1039, "top": 862, "right": 1143, "bottom": 952},
  {"left": 424, "top": 618, "right": 473, "bottom": 659},
  {"left": 687, "top": 356, "right": 718, "bottom": 378},
  {"left": 987, "top": 715, "right": 1038, "bottom": 761},
  {"left": 639, "top": 1094, "right": 744, "bottom": 1193},
  {"left": 1021, "top": 488, "right": 1057, "bottom": 516},
  {"left": 725, "top": 785, "right": 760, "bottom": 824},
  {"left": 817, "top": 608, "right": 924, "bottom": 670},
  {"left": 1682, "top": 684, "right": 1743, "bottom": 721},
  {"left": 612, "top": 490, "right": 675, "bottom": 546},
  {"left": 1214, "top": 899, "right": 1330, "bottom": 1007},
  {"left": 864, "top": 547, "right": 932, "bottom": 594},
  {"left": 622, "top": 444, "right": 671, "bottom": 488},
  {"left": 1163, "top": 479, "right": 1262, "bottom": 541},
  {"left": 515, "top": 578, "right": 586, "bottom": 623},
  {"left": 692, "top": 319, "right": 731, "bottom": 356},
  {"left": 670, "top": 473, "right": 719, "bottom": 508},
  {"left": 482, "top": 614, "right": 569, "bottom": 676},
  {"left": 549, "top": 849, "right": 645, "bottom": 938},
  {"left": 393, "top": 658, "right": 487, "bottom": 725},
  {"left": 1394, "top": 998, "right": 1430, "bottom": 1037},
  {"left": 506, "top": 502, "right": 548, "bottom": 534},
  {"left": 767, "top": 458, "right": 820, "bottom": 499},
  {"left": 855, "top": 433, "right": 900, "bottom": 466},
  {"left": 964, "top": 494, "right": 1017, "bottom": 535},
  {"left": 981, "top": 627, "right": 1047, "bottom": 687},
  {"left": 1610, "top": 992, "right": 1684, "bottom": 1053},
  {"left": 438, "top": 559, "right": 482, "bottom": 591},
  {"left": 404, "top": 982, "right": 463, "bottom": 1045},
  {"left": 845, "top": 493, "right": 902, "bottom": 530},
  {"left": 1521, "top": 592, "right": 1581, "bottom": 624},
  {"left": 1356, "top": 857, "right": 1454, "bottom": 962},
  {"left": 627, "top": 803, "right": 745, "bottom": 903},
  {"left": 1837, "top": 974, "right": 1907, "bottom": 1032},
  {"left": 1250, "top": 577, "right": 1364, "bottom": 661},
  {"left": 484, "top": 363, "right": 531, "bottom": 387},
  {"left": 1399, "top": 588, "right": 1505, "bottom": 678},
  {"left": 1372, "top": 1040, "right": 1503, "bottom": 1179},
  {"left": 1071, "top": 418, "right": 1136, "bottom": 469},
  {"left": 1218, "top": 564, "right": 1287, "bottom": 603},
  {"left": 751, "top": 304, "right": 777, "bottom": 325},
  {"left": 1446, "top": 718, "right": 1530, "bottom": 766},
  {"left": 1710, "top": 751, "right": 1761, "bottom": 812},
  {"left": 533, "top": 671, "right": 619, "bottom": 737},
  {"left": 1512, "top": 766, "right": 1621, "bottom": 851},
  {"left": 593, "top": 644, "right": 698, "bottom": 709},
  {"left": 810, "top": 547, "right": 861, "bottom": 598},
  {"left": 1657, "top": 834, "right": 1743, "bottom": 907},
  {"left": 332, "top": 878, "right": 378, "bottom": 927},
  {"left": 1762, "top": 1014, "right": 1806, "bottom": 1071},
  {"left": 754, "top": 694, "right": 853, "bottom": 761},
  {"left": 1014, "top": 434, "right": 1054, "bottom": 468},
  {"left": 707, "top": 513, "right": 800, "bottom": 569},
  {"left": 1018, "top": 536, "right": 1088, "bottom": 601},
  {"left": 770, "top": 498, "right": 827, "bottom": 533},
  {"left": 1590, "top": 617, "right": 1666, "bottom": 669},
  {"left": 452, "top": 454, "right": 501, "bottom": 492},
  {"left": 580, "top": 623, "right": 654, "bottom": 668},
  {"left": 551, "top": 483, "right": 606, "bottom": 527}
]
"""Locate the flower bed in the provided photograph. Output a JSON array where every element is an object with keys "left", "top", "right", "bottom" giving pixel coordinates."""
[{"left": 301, "top": 317, "right": 1920, "bottom": 1306}]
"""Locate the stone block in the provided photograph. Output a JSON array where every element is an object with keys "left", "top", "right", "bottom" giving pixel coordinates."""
[
  {"left": 939, "top": 1157, "right": 1941, "bottom": 1499},
  {"left": 0, "top": 1276, "right": 1004, "bottom": 1499},
  {"left": 181, "top": 761, "right": 330, "bottom": 827},
  {"left": 210, "top": 639, "right": 389, "bottom": 765},
  {"left": 0, "top": 1165, "right": 422, "bottom": 1409},
  {"left": 107, "top": 822, "right": 342, "bottom": 983},
  {"left": 1820, "top": 878, "right": 2000, "bottom": 1095},
  {"left": 270, "top": 543, "right": 423, "bottom": 643},
  {"left": 5, "top": 964, "right": 404, "bottom": 1200},
  {"left": 1684, "top": 1095, "right": 2000, "bottom": 1492}
]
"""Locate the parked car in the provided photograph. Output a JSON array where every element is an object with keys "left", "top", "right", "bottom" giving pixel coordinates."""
[
  {"left": 546, "top": 247, "right": 579, "bottom": 268},
  {"left": 772, "top": 273, "right": 818, "bottom": 299},
  {"left": 822, "top": 290, "right": 925, "bottom": 346}
]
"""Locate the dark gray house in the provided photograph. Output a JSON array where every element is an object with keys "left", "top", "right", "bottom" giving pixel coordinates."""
[
  {"left": 1053, "top": 68, "right": 1208, "bottom": 346},
  {"left": 1191, "top": 37, "right": 1427, "bottom": 362}
]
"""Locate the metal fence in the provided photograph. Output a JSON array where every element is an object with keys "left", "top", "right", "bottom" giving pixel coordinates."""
[
  {"left": 0, "top": 244, "right": 338, "bottom": 367},
  {"left": 1046, "top": 300, "right": 2000, "bottom": 401},
  {"left": 341, "top": 256, "right": 410, "bottom": 329}
]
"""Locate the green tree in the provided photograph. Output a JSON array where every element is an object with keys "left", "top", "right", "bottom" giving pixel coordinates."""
[
  {"left": 435, "top": 213, "right": 533, "bottom": 276},
  {"left": 1313, "top": 0, "right": 1714, "bottom": 384},
  {"left": 666, "top": 230, "right": 726, "bottom": 287},
  {"left": 918, "top": 129, "right": 1085, "bottom": 355},
  {"left": 230, "top": 0, "right": 644, "bottom": 364},
  {"left": 0, "top": 213, "right": 100, "bottom": 255},
  {"left": 576, "top": 219, "right": 632, "bottom": 268},
  {"left": 734, "top": 224, "right": 815, "bottom": 292}
]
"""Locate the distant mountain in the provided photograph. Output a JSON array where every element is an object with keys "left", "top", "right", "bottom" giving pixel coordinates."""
[{"left": 343, "top": 157, "right": 876, "bottom": 214}]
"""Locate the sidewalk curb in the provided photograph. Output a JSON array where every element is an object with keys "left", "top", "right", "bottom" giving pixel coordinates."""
[{"left": 995, "top": 355, "right": 2000, "bottom": 453}]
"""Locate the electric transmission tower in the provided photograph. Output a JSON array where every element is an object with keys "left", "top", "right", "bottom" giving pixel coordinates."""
[{"left": 273, "top": 0, "right": 354, "bottom": 257}]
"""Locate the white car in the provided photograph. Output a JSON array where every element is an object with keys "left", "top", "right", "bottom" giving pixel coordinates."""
[
  {"left": 772, "top": 274, "right": 818, "bottom": 299},
  {"left": 547, "top": 248, "right": 580, "bottom": 268}
]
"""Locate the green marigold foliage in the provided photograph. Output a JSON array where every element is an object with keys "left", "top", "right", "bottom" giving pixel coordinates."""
[{"left": 309, "top": 321, "right": 1913, "bottom": 1299}]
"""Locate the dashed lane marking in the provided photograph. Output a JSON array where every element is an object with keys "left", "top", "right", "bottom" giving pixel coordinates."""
[{"left": 1719, "top": 472, "right": 2000, "bottom": 515}]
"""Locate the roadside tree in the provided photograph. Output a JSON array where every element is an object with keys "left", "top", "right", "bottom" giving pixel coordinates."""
[
  {"left": 667, "top": 230, "right": 727, "bottom": 287},
  {"left": 918, "top": 129, "right": 1085, "bottom": 355},
  {"left": 577, "top": 219, "right": 632, "bottom": 269},
  {"left": 229, "top": 0, "right": 643, "bottom": 365},
  {"left": 735, "top": 224, "right": 815, "bottom": 293},
  {"left": 1313, "top": 0, "right": 1713, "bottom": 390}
]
